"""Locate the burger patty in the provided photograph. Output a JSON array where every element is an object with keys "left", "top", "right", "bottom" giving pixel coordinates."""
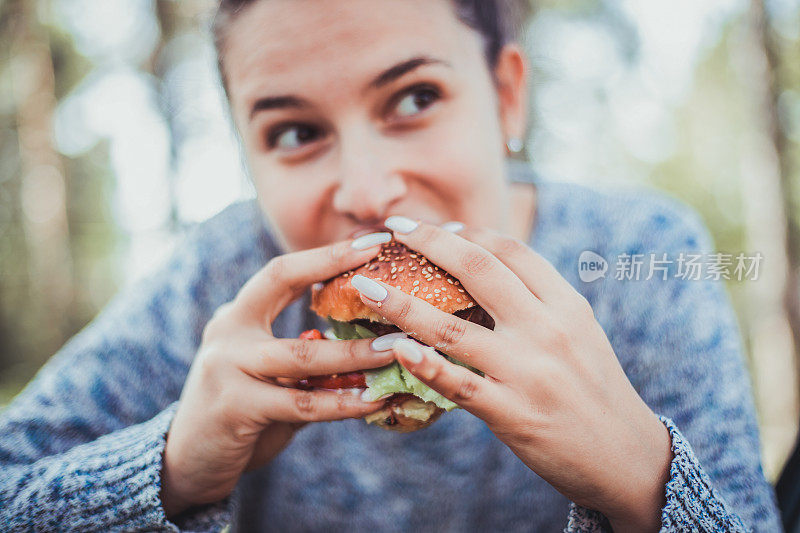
[{"left": 353, "top": 305, "right": 495, "bottom": 337}]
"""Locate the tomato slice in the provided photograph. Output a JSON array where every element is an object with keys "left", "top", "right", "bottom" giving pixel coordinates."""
[
  {"left": 299, "top": 329, "right": 323, "bottom": 340},
  {"left": 302, "top": 372, "right": 367, "bottom": 389}
]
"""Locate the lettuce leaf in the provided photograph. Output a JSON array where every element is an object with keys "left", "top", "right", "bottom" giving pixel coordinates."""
[
  {"left": 326, "top": 318, "right": 465, "bottom": 411},
  {"left": 398, "top": 365, "right": 458, "bottom": 410}
]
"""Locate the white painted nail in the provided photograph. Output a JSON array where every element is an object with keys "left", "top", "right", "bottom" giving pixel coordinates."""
[
  {"left": 441, "top": 221, "right": 465, "bottom": 233},
  {"left": 393, "top": 338, "right": 424, "bottom": 364},
  {"left": 350, "top": 275, "right": 388, "bottom": 302},
  {"left": 385, "top": 215, "right": 419, "bottom": 234},
  {"left": 371, "top": 332, "right": 407, "bottom": 351},
  {"left": 351, "top": 232, "right": 392, "bottom": 250}
]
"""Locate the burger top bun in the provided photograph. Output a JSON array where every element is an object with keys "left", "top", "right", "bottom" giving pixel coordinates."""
[{"left": 310, "top": 241, "right": 478, "bottom": 323}]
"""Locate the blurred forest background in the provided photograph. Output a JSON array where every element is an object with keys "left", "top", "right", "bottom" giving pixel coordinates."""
[{"left": 1, "top": 0, "right": 799, "bottom": 480}]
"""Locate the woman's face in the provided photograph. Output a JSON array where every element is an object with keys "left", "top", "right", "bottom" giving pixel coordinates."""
[{"left": 222, "top": 0, "right": 527, "bottom": 251}]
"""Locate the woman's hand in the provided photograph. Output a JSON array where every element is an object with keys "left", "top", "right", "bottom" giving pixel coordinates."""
[
  {"left": 350, "top": 218, "right": 673, "bottom": 533},
  {"left": 160, "top": 240, "right": 391, "bottom": 518}
]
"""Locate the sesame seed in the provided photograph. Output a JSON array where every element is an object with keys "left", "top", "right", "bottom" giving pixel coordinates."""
[
  {"left": 458, "top": 288, "right": 464, "bottom": 293},
  {"left": 413, "top": 280, "right": 420, "bottom": 286},
  {"left": 434, "top": 289, "right": 440, "bottom": 293},
  {"left": 456, "top": 298, "right": 462, "bottom": 303},
  {"left": 391, "top": 275, "right": 396, "bottom": 280},
  {"left": 422, "top": 287, "right": 428, "bottom": 293},
  {"left": 411, "top": 266, "right": 417, "bottom": 271},
  {"left": 435, "top": 274, "right": 442, "bottom": 279},
  {"left": 447, "top": 278, "right": 453, "bottom": 284},
  {"left": 398, "top": 267, "right": 404, "bottom": 272},
  {"left": 425, "top": 294, "right": 433, "bottom": 299},
  {"left": 391, "top": 267, "right": 397, "bottom": 274}
]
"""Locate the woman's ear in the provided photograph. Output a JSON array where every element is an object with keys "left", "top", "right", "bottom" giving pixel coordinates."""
[{"left": 493, "top": 43, "right": 529, "bottom": 143}]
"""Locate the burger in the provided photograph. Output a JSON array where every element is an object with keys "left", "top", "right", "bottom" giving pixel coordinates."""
[{"left": 299, "top": 240, "right": 494, "bottom": 432}]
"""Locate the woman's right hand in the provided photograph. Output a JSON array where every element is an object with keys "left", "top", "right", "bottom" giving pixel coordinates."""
[{"left": 159, "top": 240, "right": 392, "bottom": 518}]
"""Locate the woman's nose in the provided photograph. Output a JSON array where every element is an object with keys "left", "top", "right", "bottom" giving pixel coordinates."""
[{"left": 331, "top": 141, "right": 408, "bottom": 221}]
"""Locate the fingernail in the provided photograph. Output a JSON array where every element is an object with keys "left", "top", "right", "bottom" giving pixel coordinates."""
[
  {"left": 441, "top": 221, "right": 464, "bottom": 233},
  {"left": 371, "top": 332, "right": 407, "bottom": 351},
  {"left": 351, "top": 232, "right": 392, "bottom": 250},
  {"left": 350, "top": 275, "right": 388, "bottom": 302},
  {"left": 385, "top": 215, "right": 419, "bottom": 234},
  {"left": 393, "top": 338, "right": 424, "bottom": 364}
]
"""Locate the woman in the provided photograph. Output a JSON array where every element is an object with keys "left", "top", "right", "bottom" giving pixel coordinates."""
[{"left": 0, "top": 0, "right": 781, "bottom": 531}]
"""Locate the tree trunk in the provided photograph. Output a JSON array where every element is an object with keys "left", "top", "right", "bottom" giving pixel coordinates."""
[
  {"left": 732, "top": 0, "right": 800, "bottom": 480},
  {"left": 7, "top": 0, "right": 74, "bottom": 354}
]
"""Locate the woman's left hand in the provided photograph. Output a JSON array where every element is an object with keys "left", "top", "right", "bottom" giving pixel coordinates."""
[{"left": 351, "top": 218, "right": 673, "bottom": 533}]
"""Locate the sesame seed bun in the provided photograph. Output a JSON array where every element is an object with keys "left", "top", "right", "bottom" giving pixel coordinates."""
[{"left": 310, "top": 241, "right": 477, "bottom": 323}]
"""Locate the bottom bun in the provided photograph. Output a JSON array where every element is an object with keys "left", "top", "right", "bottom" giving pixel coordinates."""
[{"left": 363, "top": 393, "right": 444, "bottom": 433}]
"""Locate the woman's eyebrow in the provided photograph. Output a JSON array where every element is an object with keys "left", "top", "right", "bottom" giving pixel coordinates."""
[
  {"left": 249, "top": 96, "right": 306, "bottom": 122},
  {"left": 365, "top": 55, "right": 451, "bottom": 93},
  {"left": 248, "top": 56, "right": 451, "bottom": 122}
]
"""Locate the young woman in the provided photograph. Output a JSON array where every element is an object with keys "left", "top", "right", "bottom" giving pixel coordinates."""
[{"left": 0, "top": 1, "right": 781, "bottom": 531}]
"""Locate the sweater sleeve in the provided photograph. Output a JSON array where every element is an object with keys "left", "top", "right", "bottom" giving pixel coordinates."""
[
  {"left": 0, "top": 217, "right": 240, "bottom": 531},
  {"left": 564, "top": 194, "right": 781, "bottom": 532},
  {"left": 565, "top": 416, "right": 749, "bottom": 532}
]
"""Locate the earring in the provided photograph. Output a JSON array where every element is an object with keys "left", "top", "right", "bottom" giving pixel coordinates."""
[
  {"left": 506, "top": 137, "right": 524, "bottom": 155},
  {"left": 506, "top": 137, "right": 528, "bottom": 161}
]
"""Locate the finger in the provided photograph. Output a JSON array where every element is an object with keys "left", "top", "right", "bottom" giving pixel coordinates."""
[
  {"left": 234, "top": 235, "right": 391, "bottom": 326},
  {"left": 392, "top": 338, "right": 504, "bottom": 425},
  {"left": 456, "top": 226, "right": 582, "bottom": 309},
  {"left": 274, "top": 377, "right": 303, "bottom": 388},
  {"left": 239, "top": 335, "right": 398, "bottom": 379},
  {"left": 384, "top": 217, "right": 540, "bottom": 323},
  {"left": 349, "top": 274, "right": 500, "bottom": 374},
  {"left": 247, "top": 383, "right": 387, "bottom": 423}
]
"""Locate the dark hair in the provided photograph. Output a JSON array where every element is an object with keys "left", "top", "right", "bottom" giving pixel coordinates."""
[{"left": 211, "top": 0, "right": 532, "bottom": 99}]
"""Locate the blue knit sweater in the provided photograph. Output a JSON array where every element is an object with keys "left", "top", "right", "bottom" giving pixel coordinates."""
[{"left": 0, "top": 177, "right": 781, "bottom": 532}]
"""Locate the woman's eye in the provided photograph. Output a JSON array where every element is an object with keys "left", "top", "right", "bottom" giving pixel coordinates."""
[
  {"left": 267, "top": 124, "right": 322, "bottom": 150},
  {"left": 393, "top": 86, "right": 440, "bottom": 119}
]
